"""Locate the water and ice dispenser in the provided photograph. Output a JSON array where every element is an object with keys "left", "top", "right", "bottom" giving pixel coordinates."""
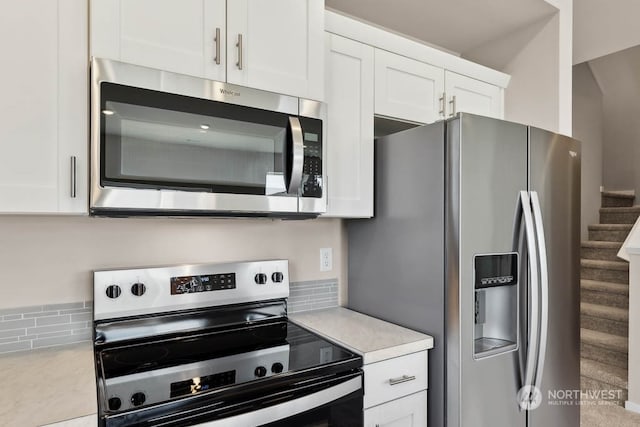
[{"left": 473, "top": 253, "right": 519, "bottom": 359}]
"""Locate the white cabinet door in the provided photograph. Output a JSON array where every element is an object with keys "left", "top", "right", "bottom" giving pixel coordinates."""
[
  {"left": 226, "top": 0, "right": 324, "bottom": 100},
  {"left": 374, "top": 49, "right": 444, "bottom": 124},
  {"left": 324, "top": 34, "right": 374, "bottom": 218},
  {"left": 364, "top": 391, "right": 428, "bottom": 427},
  {"left": 444, "top": 70, "right": 503, "bottom": 119},
  {"left": 91, "top": 0, "right": 226, "bottom": 81},
  {"left": 0, "top": 0, "right": 87, "bottom": 213}
]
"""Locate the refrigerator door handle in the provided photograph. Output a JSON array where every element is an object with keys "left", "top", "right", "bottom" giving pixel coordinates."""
[
  {"left": 513, "top": 191, "right": 540, "bottom": 409},
  {"left": 531, "top": 191, "right": 549, "bottom": 395}
]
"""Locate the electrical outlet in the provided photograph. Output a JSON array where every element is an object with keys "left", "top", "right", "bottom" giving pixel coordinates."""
[{"left": 320, "top": 248, "right": 333, "bottom": 272}]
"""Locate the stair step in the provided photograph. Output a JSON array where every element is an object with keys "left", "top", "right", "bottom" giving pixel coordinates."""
[
  {"left": 581, "top": 328, "right": 628, "bottom": 369},
  {"left": 581, "top": 259, "right": 629, "bottom": 284},
  {"left": 602, "top": 191, "right": 635, "bottom": 208},
  {"left": 581, "top": 302, "right": 629, "bottom": 323},
  {"left": 588, "top": 224, "right": 633, "bottom": 242},
  {"left": 581, "top": 240, "right": 623, "bottom": 261},
  {"left": 581, "top": 375, "right": 628, "bottom": 406},
  {"left": 600, "top": 206, "right": 640, "bottom": 224},
  {"left": 581, "top": 279, "right": 629, "bottom": 295},
  {"left": 581, "top": 328, "right": 628, "bottom": 352},
  {"left": 581, "top": 358, "right": 628, "bottom": 389},
  {"left": 581, "top": 280, "right": 629, "bottom": 309},
  {"left": 581, "top": 357, "right": 628, "bottom": 407}
]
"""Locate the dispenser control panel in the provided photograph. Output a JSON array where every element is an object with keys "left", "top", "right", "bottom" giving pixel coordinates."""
[{"left": 474, "top": 253, "right": 518, "bottom": 289}]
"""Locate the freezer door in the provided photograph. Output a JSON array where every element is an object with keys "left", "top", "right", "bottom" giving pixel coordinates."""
[
  {"left": 528, "top": 127, "right": 581, "bottom": 427},
  {"left": 449, "top": 114, "right": 528, "bottom": 427}
]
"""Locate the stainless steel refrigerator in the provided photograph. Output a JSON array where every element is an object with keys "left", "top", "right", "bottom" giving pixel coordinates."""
[{"left": 348, "top": 114, "right": 580, "bottom": 427}]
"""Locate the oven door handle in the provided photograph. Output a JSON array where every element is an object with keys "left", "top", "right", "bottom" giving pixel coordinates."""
[
  {"left": 285, "top": 116, "right": 304, "bottom": 195},
  {"left": 198, "top": 376, "right": 362, "bottom": 427}
]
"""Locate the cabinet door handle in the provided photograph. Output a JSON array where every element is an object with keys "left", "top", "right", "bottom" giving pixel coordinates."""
[
  {"left": 70, "top": 155, "right": 77, "bottom": 198},
  {"left": 449, "top": 95, "right": 457, "bottom": 117},
  {"left": 214, "top": 27, "right": 221, "bottom": 65},
  {"left": 388, "top": 374, "right": 416, "bottom": 386},
  {"left": 439, "top": 92, "right": 446, "bottom": 117},
  {"left": 236, "top": 34, "right": 243, "bottom": 70}
]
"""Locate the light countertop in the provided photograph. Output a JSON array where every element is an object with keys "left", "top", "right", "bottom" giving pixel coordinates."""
[
  {"left": 0, "top": 342, "right": 96, "bottom": 427},
  {"left": 290, "top": 307, "right": 434, "bottom": 364},
  {"left": 1, "top": 308, "right": 433, "bottom": 425}
]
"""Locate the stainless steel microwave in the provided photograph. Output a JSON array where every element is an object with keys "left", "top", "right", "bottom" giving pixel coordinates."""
[{"left": 90, "top": 58, "right": 326, "bottom": 217}]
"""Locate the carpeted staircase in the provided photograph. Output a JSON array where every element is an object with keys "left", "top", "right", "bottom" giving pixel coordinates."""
[{"left": 581, "top": 191, "right": 636, "bottom": 406}]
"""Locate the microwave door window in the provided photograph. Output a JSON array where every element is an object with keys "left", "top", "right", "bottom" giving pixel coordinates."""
[{"left": 102, "top": 101, "right": 289, "bottom": 196}]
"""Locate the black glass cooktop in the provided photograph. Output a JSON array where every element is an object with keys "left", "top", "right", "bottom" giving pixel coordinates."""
[{"left": 96, "top": 320, "right": 361, "bottom": 414}]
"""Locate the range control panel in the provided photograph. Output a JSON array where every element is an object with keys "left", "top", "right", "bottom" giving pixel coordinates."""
[
  {"left": 103, "top": 344, "right": 290, "bottom": 413},
  {"left": 171, "top": 273, "right": 236, "bottom": 295},
  {"left": 94, "top": 260, "right": 290, "bottom": 320}
]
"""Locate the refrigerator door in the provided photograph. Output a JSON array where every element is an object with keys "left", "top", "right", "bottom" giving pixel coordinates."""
[
  {"left": 449, "top": 114, "right": 528, "bottom": 427},
  {"left": 528, "top": 127, "right": 581, "bottom": 426}
]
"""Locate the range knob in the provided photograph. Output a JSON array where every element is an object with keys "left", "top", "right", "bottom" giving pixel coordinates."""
[
  {"left": 108, "top": 397, "right": 122, "bottom": 411},
  {"left": 271, "top": 362, "right": 284, "bottom": 374},
  {"left": 254, "top": 273, "right": 268, "bottom": 285},
  {"left": 105, "top": 285, "right": 121, "bottom": 299},
  {"left": 131, "top": 282, "right": 146, "bottom": 297},
  {"left": 130, "top": 392, "right": 146, "bottom": 407},
  {"left": 254, "top": 366, "right": 267, "bottom": 377},
  {"left": 271, "top": 272, "right": 284, "bottom": 283}
]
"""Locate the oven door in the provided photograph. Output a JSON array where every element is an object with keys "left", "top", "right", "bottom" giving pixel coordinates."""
[
  {"left": 90, "top": 58, "right": 324, "bottom": 217},
  {"left": 100, "top": 372, "right": 363, "bottom": 427},
  {"left": 202, "top": 375, "right": 363, "bottom": 427}
]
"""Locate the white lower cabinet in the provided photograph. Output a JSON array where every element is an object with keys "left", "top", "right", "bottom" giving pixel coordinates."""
[
  {"left": 364, "top": 390, "right": 428, "bottom": 427},
  {"left": 363, "top": 351, "right": 429, "bottom": 426}
]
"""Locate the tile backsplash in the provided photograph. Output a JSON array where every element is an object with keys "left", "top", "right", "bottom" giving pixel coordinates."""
[
  {"left": 0, "top": 279, "right": 339, "bottom": 355},
  {"left": 0, "top": 302, "right": 92, "bottom": 354},
  {"left": 288, "top": 279, "right": 339, "bottom": 313}
]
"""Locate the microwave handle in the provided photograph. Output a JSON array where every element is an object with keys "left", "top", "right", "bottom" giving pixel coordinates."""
[{"left": 286, "top": 117, "right": 304, "bottom": 195}]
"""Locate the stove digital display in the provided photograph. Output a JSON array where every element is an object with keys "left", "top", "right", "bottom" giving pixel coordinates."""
[
  {"left": 170, "top": 273, "right": 236, "bottom": 295},
  {"left": 170, "top": 370, "right": 236, "bottom": 397}
]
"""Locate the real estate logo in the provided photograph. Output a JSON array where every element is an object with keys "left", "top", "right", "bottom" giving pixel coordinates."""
[{"left": 517, "top": 385, "right": 543, "bottom": 410}]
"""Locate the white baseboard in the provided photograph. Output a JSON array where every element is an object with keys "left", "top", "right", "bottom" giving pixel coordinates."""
[{"left": 625, "top": 400, "right": 640, "bottom": 414}]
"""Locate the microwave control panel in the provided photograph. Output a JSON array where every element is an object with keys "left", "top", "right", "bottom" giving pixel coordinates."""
[{"left": 300, "top": 117, "right": 323, "bottom": 198}]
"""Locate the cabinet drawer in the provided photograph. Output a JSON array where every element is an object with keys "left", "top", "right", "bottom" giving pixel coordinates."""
[{"left": 363, "top": 351, "right": 428, "bottom": 409}]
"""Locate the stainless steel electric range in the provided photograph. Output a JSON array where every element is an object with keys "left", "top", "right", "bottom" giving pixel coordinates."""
[{"left": 93, "top": 260, "right": 363, "bottom": 426}]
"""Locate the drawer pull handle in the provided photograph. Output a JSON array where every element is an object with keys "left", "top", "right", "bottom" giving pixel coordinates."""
[{"left": 388, "top": 374, "right": 416, "bottom": 386}]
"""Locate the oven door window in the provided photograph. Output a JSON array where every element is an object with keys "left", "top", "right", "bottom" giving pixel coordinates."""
[{"left": 100, "top": 83, "right": 293, "bottom": 196}]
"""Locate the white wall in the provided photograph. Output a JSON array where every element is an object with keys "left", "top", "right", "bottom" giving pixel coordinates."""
[
  {"left": 502, "top": 13, "right": 560, "bottom": 133},
  {"left": 589, "top": 46, "right": 640, "bottom": 193},
  {"left": 573, "top": 0, "right": 640, "bottom": 65},
  {"left": 572, "top": 63, "right": 603, "bottom": 238},
  {"left": 464, "top": 0, "right": 573, "bottom": 135},
  {"left": 0, "top": 216, "right": 346, "bottom": 309},
  {"left": 626, "top": 253, "right": 640, "bottom": 412}
]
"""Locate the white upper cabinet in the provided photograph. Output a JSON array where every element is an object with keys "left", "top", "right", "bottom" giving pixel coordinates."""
[
  {"left": 374, "top": 49, "right": 445, "bottom": 124},
  {"left": 0, "top": 0, "right": 87, "bottom": 214},
  {"left": 444, "top": 70, "right": 503, "bottom": 119},
  {"left": 91, "top": 0, "right": 324, "bottom": 100},
  {"left": 91, "top": 0, "right": 226, "bottom": 81},
  {"left": 226, "top": 0, "right": 324, "bottom": 101},
  {"left": 324, "top": 33, "right": 374, "bottom": 218}
]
